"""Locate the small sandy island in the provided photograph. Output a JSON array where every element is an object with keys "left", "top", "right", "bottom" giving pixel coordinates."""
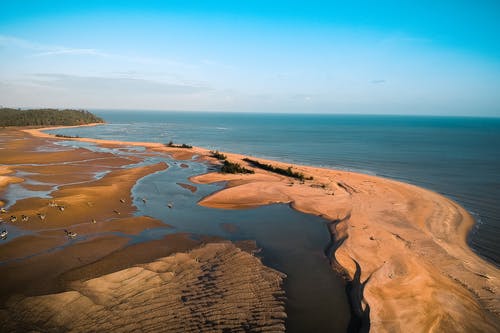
[{"left": 0, "top": 125, "right": 498, "bottom": 332}]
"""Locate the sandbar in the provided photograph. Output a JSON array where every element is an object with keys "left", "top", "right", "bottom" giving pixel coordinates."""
[{"left": 192, "top": 152, "right": 500, "bottom": 332}]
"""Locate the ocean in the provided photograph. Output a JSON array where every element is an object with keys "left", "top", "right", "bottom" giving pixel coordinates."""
[{"left": 49, "top": 110, "right": 500, "bottom": 266}]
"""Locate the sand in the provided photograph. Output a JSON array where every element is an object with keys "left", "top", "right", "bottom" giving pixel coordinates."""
[
  {"left": 191, "top": 152, "right": 500, "bottom": 332},
  {"left": 177, "top": 182, "right": 198, "bottom": 193},
  {"left": 0, "top": 242, "right": 286, "bottom": 333},
  {"left": 0, "top": 127, "right": 288, "bottom": 333},
  {"left": 0, "top": 128, "right": 171, "bottom": 298},
  {"left": 1, "top": 125, "right": 498, "bottom": 332},
  {"left": 0, "top": 166, "right": 23, "bottom": 207}
]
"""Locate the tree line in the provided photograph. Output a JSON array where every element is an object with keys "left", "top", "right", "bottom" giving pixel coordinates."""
[
  {"left": 243, "top": 158, "right": 312, "bottom": 181},
  {"left": 0, "top": 108, "right": 104, "bottom": 127}
]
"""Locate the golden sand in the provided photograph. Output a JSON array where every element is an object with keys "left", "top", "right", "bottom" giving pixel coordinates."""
[{"left": 192, "top": 152, "right": 500, "bottom": 332}]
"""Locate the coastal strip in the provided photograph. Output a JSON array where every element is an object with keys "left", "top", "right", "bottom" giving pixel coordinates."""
[{"left": 19, "top": 125, "right": 500, "bottom": 332}]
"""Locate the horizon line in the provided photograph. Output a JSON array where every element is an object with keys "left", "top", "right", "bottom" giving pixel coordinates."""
[{"left": 2, "top": 106, "right": 499, "bottom": 119}]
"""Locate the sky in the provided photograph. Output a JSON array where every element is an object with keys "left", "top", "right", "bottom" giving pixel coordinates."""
[{"left": 0, "top": 1, "right": 499, "bottom": 116}]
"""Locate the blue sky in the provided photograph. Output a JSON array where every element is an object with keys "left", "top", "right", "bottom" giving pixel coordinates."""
[{"left": 1, "top": 1, "right": 499, "bottom": 115}]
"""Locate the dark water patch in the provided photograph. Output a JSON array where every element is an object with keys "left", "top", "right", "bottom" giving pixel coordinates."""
[
  {"left": 220, "top": 222, "right": 238, "bottom": 234},
  {"left": 346, "top": 261, "right": 371, "bottom": 333},
  {"left": 324, "top": 215, "right": 370, "bottom": 332}
]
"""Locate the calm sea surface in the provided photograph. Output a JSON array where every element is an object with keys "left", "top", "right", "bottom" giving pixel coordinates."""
[{"left": 49, "top": 111, "right": 500, "bottom": 266}]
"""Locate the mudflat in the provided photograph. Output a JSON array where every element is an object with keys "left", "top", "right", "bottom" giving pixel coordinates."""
[{"left": 0, "top": 128, "right": 287, "bottom": 332}]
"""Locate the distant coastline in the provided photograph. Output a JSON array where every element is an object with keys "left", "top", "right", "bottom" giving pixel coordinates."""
[{"left": 0, "top": 108, "right": 104, "bottom": 127}]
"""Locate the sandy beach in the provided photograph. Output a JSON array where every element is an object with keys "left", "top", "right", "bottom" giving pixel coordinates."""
[{"left": 0, "top": 126, "right": 498, "bottom": 332}]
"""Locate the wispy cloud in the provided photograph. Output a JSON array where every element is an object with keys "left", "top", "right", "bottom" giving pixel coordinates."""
[
  {"left": 0, "top": 34, "right": 188, "bottom": 66},
  {"left": 32, "top": 48, "right": 109, "bottom": 57},
  {"left": 370, "top": 79, "right": 386, "bottom": 84},
  {"left": 0, "top": 35, "right": 104, "bottom": 57},
  {"left": 31, "top": 73, "right": 211, "bottom": 95},
  {"left": 0, "top": 73, "right": 218, "bottom": 110}
]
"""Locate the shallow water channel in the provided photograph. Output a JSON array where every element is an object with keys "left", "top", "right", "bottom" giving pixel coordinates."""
[{"left": 130, "top": 157, "right": 350, "bottom": 332}]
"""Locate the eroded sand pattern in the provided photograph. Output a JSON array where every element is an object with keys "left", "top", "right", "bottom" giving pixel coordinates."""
[{"left": 0, "top": 243, "right": 286, "bottom": 333}]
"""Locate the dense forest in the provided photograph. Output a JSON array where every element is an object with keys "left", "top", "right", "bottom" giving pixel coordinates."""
[{"left": 0, "top": 108, "right": 104, "bottom": 127}]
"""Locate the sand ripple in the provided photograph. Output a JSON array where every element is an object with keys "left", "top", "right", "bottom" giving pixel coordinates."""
[{"left": 0, "top": 243, "right": 287, "bottom": 332}]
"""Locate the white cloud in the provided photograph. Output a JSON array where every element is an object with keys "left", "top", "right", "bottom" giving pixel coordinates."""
[
  {"left": 30, "top": 48, "right": 108, "bottom": 58},
  {"left": 31, "top": 73, "right": 210, "bottom": 94},
  {"left": 0, "top": 73, "right": 217, "bottom": 110},
  {"left": 0, "top": 34, "right": 190, "bottom": 66},
  {"left": 0, "top": 35, "right": 101, "bottom": 56}
]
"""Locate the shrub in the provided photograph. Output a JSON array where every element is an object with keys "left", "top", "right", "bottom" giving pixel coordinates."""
[
  {"left": 165, "top": 142, "right": 192, "bottom": 149},
  {"left": 242, "top": 158, "right": 312, "bottom": 181},
  {"left": 210, "top": 150, "right": 227, "bottom": 160},
  {"left": 221, "top": 160, "right": 254, "bottom": 174}
]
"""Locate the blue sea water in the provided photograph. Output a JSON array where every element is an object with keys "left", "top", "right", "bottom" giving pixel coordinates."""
[{"left": 49, "top": 111, "right": 500, "bottom": 266}]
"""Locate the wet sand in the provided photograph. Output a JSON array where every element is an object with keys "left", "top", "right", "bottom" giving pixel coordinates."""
[
  {"left": 0, "top": 128, "right": 171, "bottom": 299},
  {"left": 0, "top": 166, "right": 23, "bottom": 207},
  {"left": 0, "top": 127, "right": 288, "bottom": 332},
  {"left": 1, "top": 242, "right": 286, "bottom": 333},
  {"left": 177, "top": 182, "right": 198, "bottom": 193},
  {"left": 1, "top": 126, "right": 498, "bottom": 332}
]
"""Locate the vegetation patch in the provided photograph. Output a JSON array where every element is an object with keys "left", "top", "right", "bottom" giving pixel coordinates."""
[
  {"left": 165, "top": 141, "right": 193, "bottom": 149},
  {"left": 242, "top": 158, "right": 312, "bottom": 181},
  {"left": 221, "top": 160, "right": 254, "bottom": 174},
  {"left": 55, "top": 134, "right": 80, "bottom": 138},
  {"left": 0, "top": 108, "right": 104, "bottom": 127},
  {"left": 210, "top": 150, "right": 227, "bottom": 160}
]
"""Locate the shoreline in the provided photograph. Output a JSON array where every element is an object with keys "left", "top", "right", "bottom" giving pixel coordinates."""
[{"left": 16, "top": 125, "right": 500, "bottom": 331}]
